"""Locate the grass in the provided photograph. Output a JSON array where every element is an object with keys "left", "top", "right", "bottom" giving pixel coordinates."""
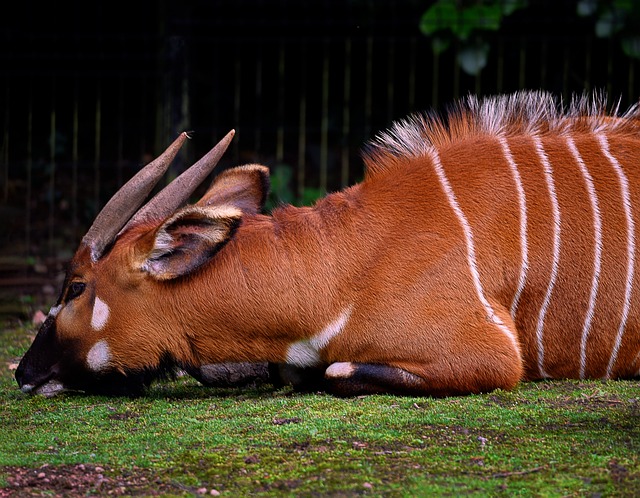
[{"left": 1, "top": 318, "right": 639, "bottom": 496}]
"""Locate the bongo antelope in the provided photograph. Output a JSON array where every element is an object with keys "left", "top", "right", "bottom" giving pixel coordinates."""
[{"left": 16, "top": 91, "right": 640, "bottom": 397}]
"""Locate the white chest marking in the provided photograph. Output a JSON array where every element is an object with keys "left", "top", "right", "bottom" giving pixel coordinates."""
[
  {"left": 286, "top": 307, "right": 352, "bottom": 367},
  {"left": 86, "top": 340, "right": 112, "bottom": 372},
  {"left": 91, "top": 296, "right": 110, "bottom": 331}
]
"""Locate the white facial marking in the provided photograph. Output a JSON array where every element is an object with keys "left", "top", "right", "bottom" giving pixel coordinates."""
[
  {"left": 48, "top": 305, "right": 62, "bottom": 318},
  {"left": 286, "top": 307, "right": 352, "bottom": 368},
  {"left": 91, "top": 296, "right": 110, "bottom": 331},
  {"left": 325, "top": 362, "right": 356, "bottom": 379},
  {"left": 86, "top": 340, "right": 112, "bottom": 372}
]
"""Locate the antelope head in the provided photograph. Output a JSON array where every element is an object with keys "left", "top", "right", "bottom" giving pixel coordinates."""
[{"left": 14, "top": 130, "right": 251, "bottom": 396}]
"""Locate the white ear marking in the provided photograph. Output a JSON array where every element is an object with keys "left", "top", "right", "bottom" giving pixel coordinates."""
[
  {"left": 86, "top": 340, "right": 112, "bottom": 372},
  {"left": 91, "top": 296, "right": 110, "bottom": 331}
]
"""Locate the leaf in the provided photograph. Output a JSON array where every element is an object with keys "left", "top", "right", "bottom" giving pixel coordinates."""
[
  {"left": 613, "top": 0, "right": 633, "bottom": 12},
  {"left": 595, "top": 7, "right": 626, "bottom": 37},
  {"left": 419, "top": 0, "right": 457, "bottom": 36},
  {"left": 431, "top": 35, "right": 451, "bottom": 55},
  {"left": 440, "top": 5, "right": 502, "bottom": 40},
  {"left": 457, "top": 42, "right": 490, "bottom": 75},
  {"left": 577, "top": 0, "right": 598, "bottom": 17},
  {"left": 621, "top": 35, "right": 640, "bottom": 59},
  {"left": 503, "top": 0, "right": 529, "bottom": 16}
]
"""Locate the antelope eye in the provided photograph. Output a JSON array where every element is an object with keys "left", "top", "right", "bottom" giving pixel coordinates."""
[{"left": 66, "top": 282, "right": 86, "bottom": 302}]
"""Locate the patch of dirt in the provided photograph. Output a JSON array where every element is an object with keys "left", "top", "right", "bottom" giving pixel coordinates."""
[{"left": 0, "top": 464, "right": 186, "bottom": 497}]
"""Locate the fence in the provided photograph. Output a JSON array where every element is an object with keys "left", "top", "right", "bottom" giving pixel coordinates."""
[{"left": 1, "top": 4, "right": 639, "bottom": 314}]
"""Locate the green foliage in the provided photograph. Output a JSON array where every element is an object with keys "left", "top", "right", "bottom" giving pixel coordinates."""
[
  {"left": 419, "top": 0, "right": 528, "bottom": 75},
  {"left": 266, "top": 164, "right": 324, "bottom": 211},
  {"left": 1, "top": 320, "right": 640, "bottom": 496},
  {"left": 420, "top": 0, "right": 640, "bottom": 75},
  {"left": 577, "top": 0, "right": 640, "bottom": 59}
]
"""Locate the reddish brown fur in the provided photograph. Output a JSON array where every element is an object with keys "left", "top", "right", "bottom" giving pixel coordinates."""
[{"left": 16, "top": 91, "right": 640, "bottom": 397}]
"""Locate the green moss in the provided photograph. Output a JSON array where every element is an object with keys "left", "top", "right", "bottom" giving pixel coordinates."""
[{"left": 1, "top": 320, "right": 639, "bottom": 496}]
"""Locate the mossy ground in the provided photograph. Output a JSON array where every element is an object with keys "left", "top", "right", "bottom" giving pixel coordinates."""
[{"left": 1, "top": 319, "right": 639, "bottom": 496}]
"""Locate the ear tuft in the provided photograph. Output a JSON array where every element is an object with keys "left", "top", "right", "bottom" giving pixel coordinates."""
[
  {"left": 143, "top": 205, "right": 242, "bottom": 280},
  {"left": 197, "top": 164, "right": 270, "bottom": 214}
]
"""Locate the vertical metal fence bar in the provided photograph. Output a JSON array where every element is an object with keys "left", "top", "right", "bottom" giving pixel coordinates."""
[
  {"left": 72, "top": 80, "right": 79, "bottom": 243},
  {"left": 519, "top": 37, "right": 526, "bottom": 90},
  {"left": 432, "top": 49, "right": 439, "bottom": 107},
  {"left": 254, "top": 49, "right": 263, "bottom": 160},
  {"left": 94, "top": 84, "right": 102, "bottom": 216},
  {"left": 117, "top": 76, "right": 125, "bottom": 188},
  {"left": 453, "top": 41, "right": 460, "bottom": 99},
  {"left": 2, "top": 85, "right": 9, "bottom": 204},
  {"left": 48, "top": 79, "right": 57, "bottom": 256},
  {"left": 386, "top": 38, "right": 395, "bottom": 124},
  {"left": 607, "top": 37, "right": 614, "bottom": 99},
  {"left": 474, "top": 36, "right": 482, "bottom": 95},
  {"left": 408, "top": 37, "right": 416, "bottom": 112},
  {"left": 584, "top": 37, "right": 592, "bottom": 95},
  {"left": 496, "top": 39, "right": 504, "bottom": 94},
  {"left": 365, "top": 36, "right": 373, "bottom": 141},
  {"left": 234, "top": 54, "right": 242, "bottom": 163},
  {"left": 296, "top": 43, "right": 307, "bottom": 204},
  {"left": 277, "top": 39, "right": 285, "bottom": 165},
  {"left": 341, "top": 37, "right": 351, "bottom": 188},
  {"left": 562, "top": 45, "right": 570, "bottom": 100},
  {"left": 629, "top": 60, "right": 636, "bottom": 103},
  {"left": 540, "top": 40, "right": 547, "bottom": 89},
  {"left": 320, "top": 39, "right": 330, "bottom": 193},
  {"left": 26, "top": 86, "right": 33, "bottom": 259}
]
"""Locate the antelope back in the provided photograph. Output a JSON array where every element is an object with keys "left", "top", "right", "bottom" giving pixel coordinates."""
[{"left": 366, "top": 91, "right": 640, "bottom": 381}]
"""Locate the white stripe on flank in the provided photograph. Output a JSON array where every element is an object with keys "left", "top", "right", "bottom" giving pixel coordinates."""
[
  {"left": 598, "top": 134, "right": 636, "bottom": 378},
  {"left": 566, "top": 136, "right": 603, "bottom": 379},
  {"left": 532, "top": 136, "right": 560, "bottom": 379},
  {"left": 498, "top": 136, "right": 529, "bottom": 320},
  {"left": 429, "top": 149, "right": 521, "bottom": 358}
]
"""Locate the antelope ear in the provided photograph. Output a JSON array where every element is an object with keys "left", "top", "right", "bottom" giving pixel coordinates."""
[
  {"left": 197, "top": 164, "right": 270, "bottom": 214},
  {"left": 142, "top": 205, "right": 242, "bottom": 280}
]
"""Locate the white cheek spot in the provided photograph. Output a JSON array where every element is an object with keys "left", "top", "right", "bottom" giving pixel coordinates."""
[
  {"left": 325, "top": 362, "right": 356, "bottom": 379},
  {"left": 286, "top": 307, "right": 352, "bottom": 368},
  {"left": 91, "top": 296, "right": 110, "bottom": 331},
  {"left": 86, "top": 340, "right": 112, "bottom": 372}
]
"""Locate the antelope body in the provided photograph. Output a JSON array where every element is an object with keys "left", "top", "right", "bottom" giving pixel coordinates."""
[{"left": 15, "top": 91, "right": 640, "bottom": 397}]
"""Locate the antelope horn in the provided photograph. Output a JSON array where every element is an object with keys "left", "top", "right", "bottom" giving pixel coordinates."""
[
  {"left": 122, "top": 129, "right": 235, "bottom": 230},
  {"left": 82, "top": 132, "right": 190, "bottom": 262}
]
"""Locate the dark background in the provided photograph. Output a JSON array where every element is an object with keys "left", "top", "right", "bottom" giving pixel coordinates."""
[{"left": 1, "top": 0, "right": 639, "bottom": 316}]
